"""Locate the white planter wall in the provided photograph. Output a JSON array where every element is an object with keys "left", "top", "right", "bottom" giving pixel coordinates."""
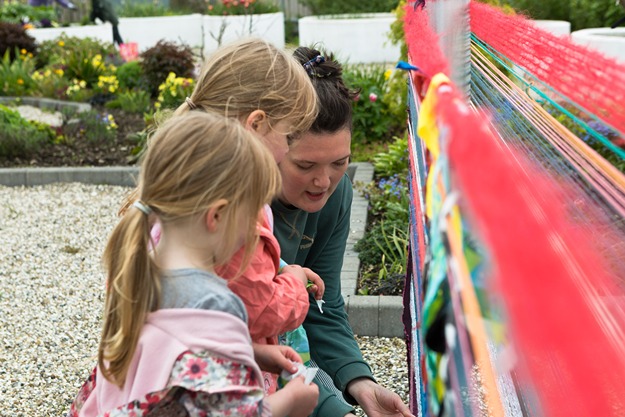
[
  {"left": 27, "top": 12, "right": 284, "bottom": 56},
  {"left": 203, "top": 12, "right": 285, "bottom": 55},
  {"left": 532, "top": 20, "right": 571, "bottom": 36},
  {"left": 571, "top": 28, "right": 625, "bottom": 63},
  {"left": 120, "top": 14, "right": 204, "bottom": 51},
  {"left": 298, "top": 13, "right": 400, "bottom": 64},
  {"left": 27, "top": 23, "right": 112, "bottom": 45}
]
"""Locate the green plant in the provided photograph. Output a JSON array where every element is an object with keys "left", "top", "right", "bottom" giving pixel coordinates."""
[
  {"left": 31, "top": 66, "right": 70, "bottom": 98},
  {"left": 343, "top": 64, "right": 405, "bottom": 145},
  {"left": 0, "top": 2, "right": 57, "bottom": 26},
  {"left": 117, "top": 0, "right": 180, "bottom": 17},
  {"left": 65, "top": 51, "right": 110, "bottom": 88},
  {"left": 497, "top": 0, "right": 622, "bottom": 31},
  {"left": 373, "top": 134, "right": 408, "bottom": 178},
  {"left": 355, "top": 218, "right": 408, "bottom": 295},
  {"left": 0, "top": 49, "right": 37, "bottom": 96},
  {"left": 61, "top": 109, "right": 117, "bottom": 143},
  {"left": 206, "top": 0, "right": 280, "bottom": 15},
  {"left": 299, "top": 0, "right": 399, "bottom": 15},
  {"left": 0, "top": 21, "right": 37, "bottom": 62},
  {"left": 115, "top": 60, "right": 144, "bottom": 90},
  {"left": 35, "top": 35, "right": 118, "bottom": 71},
  {"left": 106, "top": 89, "right": 152, "bottom": 114},
  {"left": 155, "top": 72, "right": 195, "bottom": 110},
  {"left": 0, "top": 104, "right": 55, "bottom": 159},
  {"left": 139, "top": 41, "right": 195, "bottom": 97}
]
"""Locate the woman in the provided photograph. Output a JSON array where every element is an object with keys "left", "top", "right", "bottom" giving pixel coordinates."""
[{"left": 271, "top": 46, "right": 413, "bottom": 417}]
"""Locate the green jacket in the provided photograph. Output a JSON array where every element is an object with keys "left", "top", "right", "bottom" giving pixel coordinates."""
[{"left": 272, "top": 174, "right": 375, "bottom": 417}]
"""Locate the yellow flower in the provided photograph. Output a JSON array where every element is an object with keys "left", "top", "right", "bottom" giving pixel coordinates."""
[
  {"left": 54, "top": 69, "right": 64, "bottom": 76},
  {"left": 384, "top": 69, "right": 392, "bottom": 80},
  {"left": 20, "top": 49, "right": 27, "bottom": 55},
  {"left": 58, "top": 40, "right": 65, "bottom": 47},
  {"left": 154, "top": 102, "right": 161, "bottom": 109},
  {"left": 17, "top": 79, "right": 24, "bottom": 85}
]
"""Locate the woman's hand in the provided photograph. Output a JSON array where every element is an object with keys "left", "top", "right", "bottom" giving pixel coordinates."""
[
  {"left": 303, "top": 267, "right": 325, "bottom": 300},
  {"left": 252, "top": 343, "right": 302, "bottom": 374},
  {"left": 347, "top": 378, "right": 414, "bottom": 417}
]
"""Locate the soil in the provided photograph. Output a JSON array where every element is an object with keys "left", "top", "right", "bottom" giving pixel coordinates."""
[{"left": 0, "top": 106, "right": 146, "bottom": 168}]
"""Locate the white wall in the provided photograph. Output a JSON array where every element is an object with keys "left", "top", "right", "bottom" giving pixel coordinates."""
[
  {"left": 27, "top": 12, "right": 285, "bottom": 57},
  {"left": 571, "top": 28, "right": 625, "bottom": 63},
  {"left": 298, "top": 13, "right": 400, "bottom": 64}
]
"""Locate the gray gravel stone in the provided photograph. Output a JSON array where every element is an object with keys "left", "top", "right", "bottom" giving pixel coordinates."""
[{"left": 0, "top": 183, "right": 408, "bottom": 416}]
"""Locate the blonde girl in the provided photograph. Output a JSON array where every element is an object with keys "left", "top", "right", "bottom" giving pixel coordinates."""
[
  {"left": 69, "top": 112, "right": 318, "bottom": 417},
  {"left": 122, "top": 38, "right": 325, "bottom": 394}
]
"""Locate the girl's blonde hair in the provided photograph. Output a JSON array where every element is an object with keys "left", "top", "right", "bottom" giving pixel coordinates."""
[
  {"left": 119, "top": 38, "right": 316, "bottom": 216},
  {"left": 100, "top": 112, "right": 281, "bottom": 387},
  {"left": 174, "top": 37, "right": 318, "bottom": 134}
]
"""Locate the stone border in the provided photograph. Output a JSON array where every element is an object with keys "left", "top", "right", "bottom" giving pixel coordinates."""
[
  {"left": 0, "top": 163, "right": 404, "bottom": 338},
  {"left": 344, "top": 163, "right": 404, "bottom": 338}
]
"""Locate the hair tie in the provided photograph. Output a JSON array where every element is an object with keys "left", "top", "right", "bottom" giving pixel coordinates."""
[
  {"left": 133, "top": 200, "right": 152, "bottom": 216},
  {"left": 303, "top": 55, "right": 326, "bottom": 77},
  {"left": 185, "top": 97, "right": 197, "bottom": 110}
]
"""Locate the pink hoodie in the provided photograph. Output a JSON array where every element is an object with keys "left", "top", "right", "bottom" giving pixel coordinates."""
[{"left": 78, "top": 309, "right": 264, "bottom": 416}]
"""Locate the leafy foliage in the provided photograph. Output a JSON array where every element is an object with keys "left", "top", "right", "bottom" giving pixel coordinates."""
[
  {"left": 343, "top": 64, "right": 406, "bottom": 146},
  {"left": 139, "top": 41, "right": 195, "bottom": 97},
  {"left": 0, "top": 104, "right": 55, "bottom": 158},
  {"left": 115, "top": 60, "right": 145, "bottom": 90},
  {"left": 0, "top": 2, "right": 56, "bottom": 26},
  {"left": 300, "top": 0, "right": 399, "bottom": 15},
  {"left": 206, "top": 0, "right": 280, "bottom": 16},
  {"left": 0, "top": 21, "right": 37, "bottom": 62},
  {"left": 355, "top": 135, "right": 410, "bottom": 295},
  {"left": 0, "top": 49, "right": 37, "bottom": 96},
  {"left": 487, "top": 0, "right": 624, "bottom": 31}
]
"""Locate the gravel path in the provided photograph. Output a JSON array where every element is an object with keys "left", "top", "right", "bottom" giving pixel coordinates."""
[{"left": 0, "top": 183, "right": 408, "bottom": 416}]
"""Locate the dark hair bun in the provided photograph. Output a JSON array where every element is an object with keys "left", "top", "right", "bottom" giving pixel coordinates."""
[{"left": 294, "top": 46, "right": 358, "bottom": 133}]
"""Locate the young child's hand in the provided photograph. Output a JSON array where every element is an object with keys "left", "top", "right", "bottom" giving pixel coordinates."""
[
  {"left": 303, "top": 267, "right": 325, "bottom": 300},
  {"left": 281, "top": 376, "right": 319, "bottom": 417},
  {"left": 252, "top": 343, "right": 302, "bottom": 374},
  {"left": 280, "top": 264, "right": 308, "bottom": 287}
]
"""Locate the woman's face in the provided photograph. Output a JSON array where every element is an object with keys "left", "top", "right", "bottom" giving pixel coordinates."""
[{"left": 278, "top": 128, "right": 351, "bottom": 213}]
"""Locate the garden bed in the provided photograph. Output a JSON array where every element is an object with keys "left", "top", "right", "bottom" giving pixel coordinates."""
[{"left": 0, "top": 103, "right": 145, "bottom": 168}]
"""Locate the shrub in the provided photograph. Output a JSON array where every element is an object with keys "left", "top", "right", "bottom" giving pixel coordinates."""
[
  {"left": 155, "top": 72, "right": 195, "bottom": 111},
  {"left": 35, "top": 35, "right": 118, "bottom": 71},
  {"left": 117, "top": 1, "right": 179, "bottom": 17},
  {"left": 139, "top": 41, "right": 195, "bottom": 97},
  {"left": 0, "top": 49, "right": 37, "bottom": 96},
  {"left": 0, "top": 105, "right": 55, "bottom": 159},
  {"left": 300, "top": 0, "right": 399, "bottom": 15},
  {"left": 206, "top": 0, "right": 280, "bottom": 15},
  {"left": 0, "top": 21, "right": 37, "bottom": 62},
  {"left": 343, "top": 64, "right": 405, "bottom": 145},
  {"left": 61, "top": 109, "right": 117, "bottom": 143},
  {"left": 115, "top": 60, "right": 144, "bottom": 90},
  {"left": 496, "top": 0, "right": 623, "bottom": 31},
  {"left": 106, "top": 89, "right": 152, "bottom": 114},
  {"left": 0, "top": 2, "right": 56, "bottom": 27},
  {"left": 32, "top": 66, "right": 70, "bottom": 98}
]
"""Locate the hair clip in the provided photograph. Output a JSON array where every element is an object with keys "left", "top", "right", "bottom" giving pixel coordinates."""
[{"left": 303, "top": 55, "right": 326, "bottom": 76}]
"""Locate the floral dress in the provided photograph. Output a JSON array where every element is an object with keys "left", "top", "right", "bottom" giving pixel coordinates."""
[{"left": 67, "top": 350, "right": 269, "bottom": 417}]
